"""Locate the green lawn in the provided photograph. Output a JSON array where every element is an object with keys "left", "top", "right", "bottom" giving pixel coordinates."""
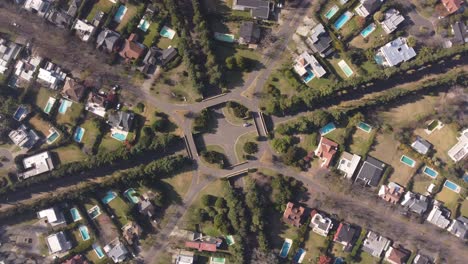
[
  {"left": 54, "top": 144, "right": 87, "bottom": 164},
  {"left": 98, "top": 134, "right": 123, "bottom": 153},
  {"left": 86, "top": 0, "right": 115, "bottom": 22},
  {"left": 302, "top": 231, "right": 328, "bottom": 263},
  {"left": 85, "top": 248, "right": 108, "bottom": 264},
  {"left": 116, "top": 4, "right": 141, "bottom": 33},
  {"left": 435, "top": 187, "right": 462, "bottom": 216},
  {"left": 29, "top": 115, "right": 52, "bottom": 136},
  {"left": 157, "top": 35, "right": 177, "bottom": 49},
  {"left": 331, "top": 242, "right": 349, "bottom": 258},
  {"left": 107, "top": 195, "right": 131, "bottom": 227},
  {"left": 359, "top": 251, "right": 380, "bottom": 264},
  {"left": 35, "top": 87, "right": 58, "bottom": 110},
  {"left": 350, "top": 24, "right": 386, "bottom": 50},
  {"left": 151, "top": 63, "right": 200, "bottom": 103},
  {"left": 324, "top": 127, "right": 347, "bottom": 146},
  {"left": 339, "top": 16, "right": 362, "bottom": 39},
  {"left": 142, "top": 22, "right": 160, "bottom": 47},
  {"left": 299, "top": 133, "right": 318, "bottom": 153},
  {"left": 162, "top": 171, "right": 193, "bottom": 198},
  {"left": 80, "top": 119, "right": 100, "bottom": 150},
  {"left": 349, "top": 129, "right": 376, "bottom": 157},
  {"left": 56, "top": 101, "right": 84, "bottom": 127},
  {"left": 412, "top": 173, "right": 434, "bottom": 194},
  {"left": 234, "top": 131, "right": 258, "bottom": 162},
  {"left": 414, "top": 123, "right": 460, "bottom": 164},
  {"left": 460, "top": 199, "right": 468, "bottom": 217}
]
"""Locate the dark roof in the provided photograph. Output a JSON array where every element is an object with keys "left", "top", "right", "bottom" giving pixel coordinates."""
[
  {"left": 96, "top": 29, "right": 120, "bottom": 52},
  {"left": 235, "top": 0, "right": 270, "bottom": 19},
  {"left": 239, "top": 21, "right": 261, "bottom": 43},
  {"left": 45, "top": 9, "right": 73, "bottom": 29},
  {"left": 62, "top": 78, "right": 87, "bottom": 102},
  {"left": 67, "top": 0, "right": 82, "bottom": 17},
  {"left": 411, "top": 137, "right": 432, "bottom": 155},
  {"left": 355, "top": 156, "right": 386, "bottom": 187},
  {"left": 334, "top": 222, "right": 357, "bottom": 246},
  {"left": 452, "top": 21, "right": 467, "bottom": 44},
  {"left": 362, "top": 0, "right": 382, "bottom": 14},
  {"left": 108, "top": 111, "right": 135, "bottom": 132},
  {"left": 413, "top": 254, "right": 432, "bottom": 264}
]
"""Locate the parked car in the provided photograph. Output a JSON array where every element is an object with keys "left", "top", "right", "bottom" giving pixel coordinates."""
[
  {"left": 243, "top": 123, "right": 251, "bottom": 127},
  {"left": 116, "top": 103, "right": 122, "bottom": 110}
]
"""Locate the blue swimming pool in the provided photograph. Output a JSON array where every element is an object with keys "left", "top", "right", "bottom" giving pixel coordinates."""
[
  {"left": 93, "top": 244, "right": 105, "bottom": 259},
  {"left": 400, "top": 155, "right": 416, "bottom": 167},
  {"left": 463, "top": 174, "right": 468, "bottom": 183},
  {"left": 8, "top": 76, "right": 18, "bottom": 89},
  {"left": 13, "top": 106, "right": 28, "bottom": 121},
  {"left": 160, "top": 26, "right": 176, "bottom": 39},
  {"left": 74, "top": 127, "right": 85, "bottom": 143},
  {"left": 58, "top": 99, "right": 72, "bottom": 114},
  {"left": 293, "top": 248, "right": 306, "bottom": 263},
  {"left": 102, "top": 191, "right": 117, "bottom": 204},
  {"left": 124, "top": 188, "right": 140, "bottom": 204},
  {"left": 46, "top": 131, "right": 60, "bottom": 144},
  {"left": 325, "top": 5, "right": 339, "bottom": 19},
  {"left": 138, "top": 19, "right": 150, "bottom": 32},
  {"left": 279, "top": 239, "right": 292, "bottom": 258},
  {"left": 88, "top": 206, "right": 101, "bottom": 219},
  {"left": 423, "top": 166, "right": 438, "bottom": 178},
  {"left": 334, "top": 258, "right": 344, "bottom": 264},
  {"left": 79, "top": 225, "right": 90, "bottom": 241},
  {"left": 357, "top": 121, "right": 372, "bottom": 132},
  {"left": 334, "top": 12, "right": 353, "bottom": 30},
  {"left": 375, "top": 55, "right": 384, "bottom": 65},
  {"left": 114, "top": 5, "right": 127, "bottom": 23},
  {"left": 444, "top": 180, "right": 460, "bottom": 193},
  {"left": 70, "top": 207, "right": 82, "bottom": 222},
  {"left": 319, "top": 122, "right": 336, "bottom": 135},
  {"left": 360, "top": 23, "right": 376, "bottom": 38},
  {"left": 303, "top": 67, "right": 315, "bottom": 83},
  {"left": 111, "top": 132, "right": 127, "bottom": 141}
]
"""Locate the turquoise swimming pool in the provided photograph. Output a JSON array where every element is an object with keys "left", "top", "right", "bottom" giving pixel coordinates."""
[
  {"left": 160, "top": 26, "right": 176, "bottom": 39},
  {"left": 334, "top": 11, "right": 353, "bottom": 30},
  {"left": 360, "top": 23, "right": 376, "bottom": 38},
  {"left": 444, "top": 180, "right": 461, "bottom": 193},
  {"left": 375, "top": 54, "right": 385, "bottom": 65},
  {"left": 214, "top": 33, "right": 235, "bottom": 43},
  {"left": 124, "top": 188, "right": 140, "bottom": 204},
  {"left": 423, "top": 166, "right": 438, "bottom": 178},
  {"left": 138, "top": 18, "right": 151, "bottom": 32},
  {"left": 46, "top": 131, "right": 60, "bottom": 144},
  {"left": 114, "top": 5, "right": 127, "bottom": 23},
  {"left": 88, "top": 206, "right": 101, "bottom": 219},
  {"left": 70, "top": 208, "right": 82, "bottom": 222},
  {"left": 74, "top": 127, "right": 85, "bottom": 143},
  {"left": 357, "top": 121, "right": 372, "bottom": 133},
  {"left": 293, "top": 248, "right": 306, "bottom": 263},
  {"left": 324, "top": 5, "right": 339, "bottom": 19},
  {"left": 303, "top": 67, "right": 315, "bottom": 83},
  {"left": 111, "top": 131, "right": 127, "bottom": 141},
  {"left": 93, "top": 244, "right": 105, "bottom": 259},
  {"left": 400, "top": 155, "right": 415, "bottom": 167},
  {"left": 319, "top": 122, "right": 336, "bottom": 135},
  {"left": 338, "top": 60, "right": 353, "bottom": 77},
  {"left": 79, "top": 225, "right": 90, "bottom": 241},
  {"left": 43, "top": 97, "right": 56, "bottom": 114},
  {"left": 58, "top": 99, "right": 72, "bottom": 114},
  {"left": 279, "top": 239, "right": 292, "bottom": 258},
  {"left": 102, "top": 191, "right": 117, "bottom": 204}
]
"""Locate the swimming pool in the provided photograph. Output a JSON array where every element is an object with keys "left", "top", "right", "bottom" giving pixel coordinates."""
[
  {"left": 444, "top": 180, "right": 461, "bottom": 193},
  {"left": 334, "top": 258, "right": 344, "bottom": 264},
  {"left": 303, "top": 67, "right": 315, "bottom": 83},
  {"left": 319, "top": 122, "right": 336, "bottom": 135},
  {"left": 374, "top": 54, "right": 385, "bottom": 65},
  {"left": 88, "top": 206, "right": 101, "bottom": 219},
  {"left": 226, "top": 235, "right": 235, "bottom": 246},
  {"left": 400, "top": 155, "right": 416, "bottom": 167},
  {"left": 214, "top": 32, "right": 235, "bottom": 43},
  {"left": 58, "top": 99, "right": 72, "bottom": 114},
  {"left": 111, "top": 131, "right": 127, "bottom": 141},
  {"left": 124, "top": 188, "right": 140, "bottom": 204},
  {"left": 114, "top": 5, "right": 127, "bottom": 23},
  {"left": 138, "top": 18, "right": 151, "bottom": 32},
  {"left": 334, "top": 11, "right": 353, "bottom": 30},
  {"left": 46, "top": 129, "right": 60, "bottom": 144},
  {"left": 324, "top": 5, "right": 339, "bottom": 19},
  {"left": 93, "top": 244, "right": 105, "bottom": 259},
  {"left": 43, "top": 97, "right": 56, "bottom": 114},
  {"left": 70, "top": 207, "right": 82, "bottom": 222},
  {"left": 360, "top": 23, "right": 376, "bottom": 38},
  {"left": 463, "top": 174, "right": 468, "bottom": 183},
  {"left": 79, "top": 225, "right": 91, "bottom": 241},
  {"left": 8, "top": 76, "right": 18, "bottom": 89},
  {"left": 160, "top": 26, "right": 176, "bottom": 39},
  {"left": 74, "top": 127, "right": 85, "bottom": 143},
  {"left": 102, "top": 191, "right": 117, "bottom": 204},
  {"left": 357, "top": 121, "right": 372, "bottom": 133},
  {"left": 13, "top": 106, "right": 29, "bottom": 121},
  {"left": 293, "top": 248, "right": 306, "bottom": 263},
  {"left": 423, "top": 166, "right": 438, "bottom": 178},
  {"left": 338, "top": 60, "right": 353, "bottom": 77},
  {"left": 279, "top": 239, "right": 292, "bottom": 258}
]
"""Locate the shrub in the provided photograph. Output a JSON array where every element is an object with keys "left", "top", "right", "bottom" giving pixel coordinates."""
[{"left": 243, "top": 142, "right": 258, "bottom": 154}]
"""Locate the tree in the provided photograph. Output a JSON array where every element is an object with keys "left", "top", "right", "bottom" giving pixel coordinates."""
[
  {"left": 135, "top": 102, "right": 145, "bottom": 113},
  {"left": 272, "top": 137, "right": 293, "bottom": 154},
  {"left": 235, "top": 55, "right": 247, "bottom": 70},
  {"left": 225, "top": 56, "right": 236, "bottom": 70},
  {"left": 201, "top": 194, "right": 213, "bottom": 206},
  {"left": 215, "top": 197, "right": 225, "bottom": 208},
  {"left": 244, "top": 142, "right": 258, "bottom": 154},
  {"left": 407, "top": 36, "right": 417, "bottom": 47},
  {"left": 374, "top": 11, "right": 384, "bottom": 22}
]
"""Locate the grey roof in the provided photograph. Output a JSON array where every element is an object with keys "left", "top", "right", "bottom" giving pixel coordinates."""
[
  {"left": 67, "top": 0, "right": 82, "bottom": 17},
  {"left": 381, "top": 9, "right": 405, "bottom": 34},
  {"left": 335, "top": 223, "right": 358, "bottom": 247},
  {"left": 106, "top": 242, "right": 128, "bottom": 263},
  {"left": 306, "top": 23, "right": 333, "bottom": 56},
  {"left": 426, "top": 205, "right": 451, "bottom": 229},
  {"left": 361, "top": 0, "right": 382, "bottom": 14},
  {"left": 45, "top": 9, "right": 73, "bottom": 29},
  {"left": 448, "top": 216, "right": 468, "bottom": 239},
  {"left": 413, "top": 254, "right": 432, "bottom": 264},
  {"left": 108, "top": 111, "right": 135, "bottom": 132},
  {"left": 355, "top": 156, "right": 386, "bottom": 187},
  {"left": 235, "top": 0, "right": 270, "bottom": 19},
  {"left": 138, "top": 199, "right": 155, "bottom": 218},
  {"left": 96, "top": 29, "right": 120, "bottom": 52},
  {"left": 362, "top": 231, "right": 391, "bottom": 258},
  {"left": 143, "top": 46, "right": 178, "bottom": 69},
  {"left": 411, "top": 137, "right": 432, "bottom": 155},
  {"left": 402, "top": 192, "right": 429, "bottom": 215},
  {"left": 379, "top": 37, "right": 417, "bottom": 67},
  {"left": 452, "top": 21, "right": 467, "bottom": 44},
  {"left": 239, "top": 21, "right": 261, "bottom": 43}
]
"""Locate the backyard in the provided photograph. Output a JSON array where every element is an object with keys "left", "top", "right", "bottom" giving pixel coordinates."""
[
  {"left": 298, "top": 133, "right": 319, "bottom": 153},
  {"left": 411, "top": 172, "right": 434, "bottom": 195},
  {"left": 116, "top": 3, "right": 141, "bottom": 33},
  {"left": 461, "top": 199, "right": 468, "bottom": 217},
  {"left": 34, "top": 87, "right": 57, "bottom": 110},
  {"left": 80, "top": 119, "right": 101, "bottom": 150},
  {"left": 86, "top": 0, "right": 115, "bottom": 22},
  {"left": 29, "top": 115, "right": 51, "bottom": 136},
  {"left": 414, "top": 123, "right": 459, "bottom": 164},
  {"left": 107, "top": 195, "right": 131, "bottom": 227},
  {"left": 435, "top": 187, "right": 462, "bottom": 217},
  {"left": 98, "top": 133, "right": 123, "bottom": 153},
  {"left": 349, "top": 128, "right": 376, "bottom": 157},
  {"left": 56, "top": 102, "right": 84, "bottom": 127},
  {"left": 55, "top": 144, "right": 87, "bottom": 164},
  {"left": 302, "top": 231, "right": 328, "bottom": 263},
  {"left": 152, "top": 63, "right": 200, "bottom": 103}
]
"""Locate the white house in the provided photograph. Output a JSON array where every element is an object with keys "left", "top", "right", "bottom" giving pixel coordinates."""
[
  {"left": 46, "top": 231, "right": 72, "bottom": 254},
  {"left": 310, "top": 210, "right": 333, "bottom": 236},
  {"left": 376, "top": 37, "right": 416, "bottom": 67},
  {"left": 337, "top": 151, "right": 361, "bottom": 179},
  {"left": 38, "top": 207, "right": 66, "bottom": 226},
  {"left": 380, "top": 9, "right": 405, "bottom": 34},
  {"left": 293, "top": 51, "right": 326, "bottom": 83},
  {"left": 426, "top": 204, "right": 451, "bottom": 229},
  {"left": 0, "top": 38, "right": 22, "bottom": 74},
  {"left": 37, "top": 61, "right": 67, "bottom": 89},
  {"left": 447, "top": 128, "right": 468, "bottom": 162},
  {"left": 73, "top": 19, "right": 97, "bottom": 42},
  {"left": 18, "top": 151, "right": 55, "bottom": 180},
  {"left": 14, "top": 55, "right": 43, "bottom": 82}
]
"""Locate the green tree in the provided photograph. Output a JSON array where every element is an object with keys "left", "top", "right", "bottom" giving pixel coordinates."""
[
  {"left": 272, "top": 137, "right": 293, "bottom": 154},
  {"left": 374, "top": 11, "right": 384, "bottom": 22},
  {"left": 407, "top": 36, "right": 417, "bottom": 47},
  {"left": 243, "top": 142, "right": 258, "bottom": 154},
  {"left": 225, "top": 56, "right": 236, "bottom": 70}
]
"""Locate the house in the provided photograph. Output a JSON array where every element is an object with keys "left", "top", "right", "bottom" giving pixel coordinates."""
[
  {"left": 18, "top": 151, "right": 55, "bottom": 180},
  {"left": 45, "top": 8, "right": 73, "bottom": 29},
  {"left": 447, "top": 216, "right": 468, "bottom": 239},
  {"left": 141, "top": 46, "right": 178, "bottom": 73},
  {"left": 411, "top": 137, "right": 432, "bottom": 155},
  {"left": 37, "top": 61, "right": 67, "bottom": 89},
  {"left": 138, "top": 193, "right": 157, "bottom": 220},
  {"left": 73, "top": 20, "right": 97, "bottom": 42},
  {"left": 385, "top": 245, "right": 410, "bottom": 264},
  {"left": 239, "top": 21, "right": 261, "bottom": 44},
  {"left": 67, "top": 0, "right": 82, "bottom": 17},
  {"left": 451, "top": 21, "right": 467, "bottom": 45},
  {"left": 283, "top": 202, "right": 305, "bottom": 227},
  {"left": 317, "top": 255, "right": 332, "bottom": 264},
  {"left": 354, "top": 156, "right": 386, "bottom": 187},
  {"left": 306, "top": 23, "right": 333, "bottom": 57},
  {"left": 61, "top": 77, "right": 87, "bottom": 102},
  {"left": 333, "top": 222, "right": 358, "bottom": 251},
  {"left": 314, "top": 137, "right": 338, "bottom": 168},
  {"left": 426, "top": 204, "right": 451, "bottom": 229},
  {"left": 381, "top": 9, "right": 405, "bottom": 34},
  {"left": 103, "top": 240, "right": 129, "bottom": 263},
  {"left": 355, "top": 0, "right": 383, "bottom": 17},
  {"left": 376, "top": 37, "right": 417, "bottom": 67},
  {"left": 413, "top": 254, "right": 432, "bottom": 264},
  {"left": 447, "top": 128, "right": 468, "bottom": 162},
  {"left": 400, "top": 191, "right": 429, "bottom": 215},
  {"left": 14, "top": 55, "right": 42, "bottom": 82},
  {"left": 185, "top": 241, "right": 217, "bottom": 252},
  {"left": 441, "top": 0, "right": 464, "bottom": 14},
  {"left": 86, "top": 92, "right": 107, "bottom": 117},
  {"left": 122, "top": 221, "right": 142, "bottom": 245},
  {"left": 8, "top": 124, "right": 40, "bottom": 149},
  {"left": 0, "top": 38, "right": 23, "bottom": 74},
  {"left": 337, "top": 152, "right": 361, "bottom": 179},
  {"left": 62, "top": 254, "right": 90, "bottom": 264},
  {"left": 92, "top": 11, "right": 105, "bottom": 27},
  {"left": 378, "top": 182, "right": 405, "bottom": 204},
  {"left": 96, "top": 29, "right": 121, "bottom": 52},
  {"left": 46, "top": 231, "right": 72, "bottom": 254},
  {"left": 175, "top": 250, "right": 195, "bottom": 264},
  {"left": 293, "top": 51, "right": 327, "bottom": 83},
  {"left": 310, "top": 210, "right": 333, "bottom": 236},
  {"left": 24, "top": 0, "right": 51, "bottom": 17},
  {"left": 362, "top": 231, "right": 391, "bottom": 258},
  {"left": 119, "top": 33, "right": 146, "bottom": 62},
  {"left": 38, "top": 207, "right": 66, "bottom": 226},
  {"left": 232, "top": 0, "right": 271, "bottom": 20},
  {"left": 107, "top": 111, "right": 135, "bottom": 132}
]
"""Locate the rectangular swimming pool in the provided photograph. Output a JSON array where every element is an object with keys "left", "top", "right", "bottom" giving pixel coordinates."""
[
  {"left": 357, "top": 121, "right": 372, "bottom": 133},
  {"left": 214, "top": 32, "right": 235, "bottom": 43},
  {"left": 160, "top": 26, "right": 176, "bottom": 39},
  {"left": 293, "top": 248, "right": 306, "bottom": 263},
  {"left": 74, "top": 127, "right": 85, "bottom": 143},
  {"left": 88, "top": 206, "right": 101, "bottom": 219},
  {"left": 338, "top": 60, "right": 353, "bottom": 77},
  {"left": 444, "top": 180, "right": 461, "bottom": 193},
  {"left": 423, "top": 166, "right": 438, "bottom": 178},
  {"left": 279, "top": 239, "right": 292, "bottom": 258},
  {"left": 114, "top": 5, "right": 127, "bottom": 23},
  {"left": 334, "top": 11, "right": 353, "bottom": 30},
  {"left": 43, "top": 97, "right": 56, "bottom": 114},
  {"left": 79, "top": 225, "right": 91, "bottom": 241},
  {"left": 319, "top": 122, "right": 336, "bottom": 136},
  {"left": 46, "top": 129, "right": 60, "bottom": 144},
  {"left": 124, "top": 188, "right": 140, "bottom": 204},
  {"left": 138, "top": 18, "right": 151, "bottom": 32},
  {"left": 93, "top": 244, "right": 105, "bottom": 259},
  {"left": 70, "top": 207, "right": 82, "bottom": 222},
  {"left": 400, "top": 155, "right": 416, "bottom": 167},
  {"left": 58, "top": 99, "right": 72, "bottom": 114},
  {"left": 360, "top": 23, "right": 376, "bottom": 38},
  {"left": 102, "top": 191, "right": 117, "bottom": 204},
  {"left": 226, "top": 235, "right": 235, "bottom": 246},
  {"left": 13, "top": 106, "right": 29, "bottom": 121},
  {"left": 324, "top": 5, "right": 339, "bottom": 19}
]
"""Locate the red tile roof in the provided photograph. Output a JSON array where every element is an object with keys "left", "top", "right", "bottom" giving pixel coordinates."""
[
  {"left": 119, "top": 33, "right": 145, "bottom": 61},
  {"left": 442, "top": 0, "right": 464, "bottom": 13},
  {"left": 185, "top": 241, "right": 217, "bottom": 252},
  {"left": 387, "top": 246, "right": 410, "bottom": 264},
  {"left": 283, "top": 202, "right": 305, "bottom": 227},
  {"left": 318, "top": 255, "right": 332, "bottom": 264},
  {"left": 62, "top": 255, "right": 89, "bottom": 264},
  {"left": 315, "top": 137, "right": 339, "bottom": 168}
]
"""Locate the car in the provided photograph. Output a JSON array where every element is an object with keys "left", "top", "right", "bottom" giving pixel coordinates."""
[
  {"left": 243, "top": 123, "right": 251, "bottom": 127},
  {"left": 112, "top": 85, "right": 120, "bottom": 91},
  {"left": 116, "top": 103, "right": 122, "bottom": 110}
]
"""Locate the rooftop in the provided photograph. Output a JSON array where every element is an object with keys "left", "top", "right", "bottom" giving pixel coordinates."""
[
  {"left": 314, "top": 137, "right": 338, "bottom": 168},
  {"left": 447, "top": 216, "right": 468, "bottom": 239},
  {"left": 62, "top": 77, "right": 87, "bottom": 102},
  {"left": 337, "top": 152, "right": 361, "bottom": 179},
  {"left": 362, "top": 231, "right": 391, "bottom": 258},
  {"left": 46, "top": 231, "right": 72, "bottom": 254},
  {"left": 355, "top": 156, "right": 386, "bottom": 187},
  {"left": 18, "top": 151, "right": 55, "bottom": 180},
  {"left": 426, "top": 205, "right": 451, "bottom": 229},
  {"left": 239, "top": 21, "right": 261, "bottom": 44},
  {"left": 294, "top": 51, "right": 327, "bottom": 78},
  {"left": 233, "top": 0, "right": 270, "bottom": 19},
  {"left": 9, "top": 124, "right": 40, "bottom": 149},
  {"left": 185, "top": 241, "right": 217, "bottom": 252},
  {"left": 104, "top": 240, "right": 129, "bottom": 263},
  {"left": 411, "top": 137, "right": 432, "bottom": 155},
  {"left": 38, "top": 207, "right": 65, "bottom": 226},
  {"left": 334, "top": 222, "right": 358, "bottom": 250},
  {"left": 442, "top": 0, "right": 464, "bottom": 14},
  {"left": 283, "top": 202, "right": 305, "bottom": 227},
  {"left": 378, "top": 37, "right": 417, "bottom": 67},
  {"left": 385, "top": 245, "right": 410, "bottom": 264},
  {"left": 381, "top": 9, "right": 405, "bottom": 34},
  {"left": 447, "top": 128, "right": 468, "bottom": 162},
  {"left": 73, "top": 19, "right": 96, "bottom": 42},
  {"left": 400, "top": 192, "right": 429, "bottom": 215},
  {"left": 378, "top": 182, "right": 405, "bottom": 204},
  {"left": 310, "top": 210, "right": 333, "bottom": 236},
  {"left": 306, "top": 23, "right": 333, "bottom": 57}
]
